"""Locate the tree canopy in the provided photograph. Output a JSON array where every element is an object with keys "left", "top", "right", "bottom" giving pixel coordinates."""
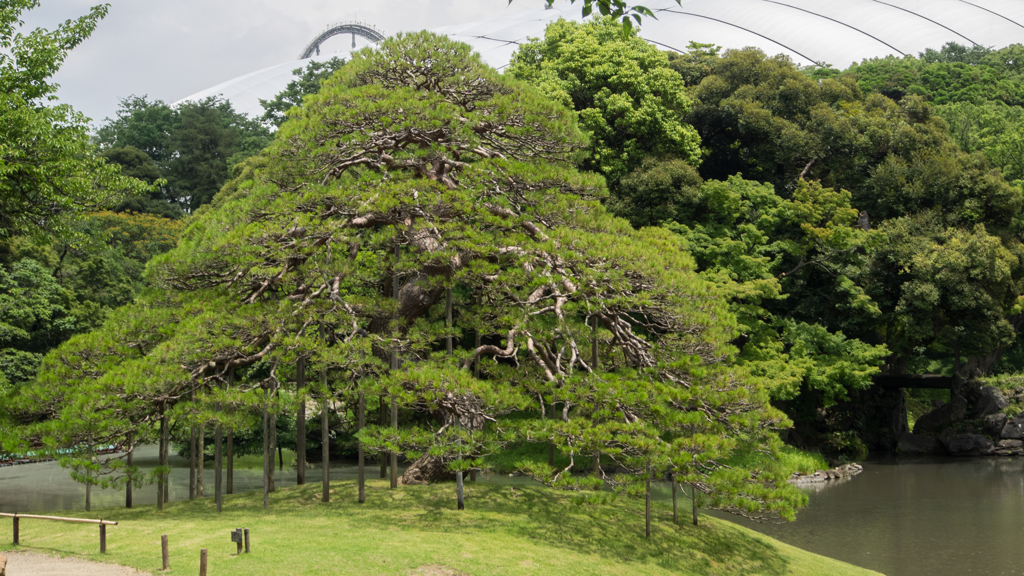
[
  {"left": 10, "top": 31, "right": 802, "bottom": 526},
  {"left": 0, "top": 1, "right": 151, "bottom": 241}
]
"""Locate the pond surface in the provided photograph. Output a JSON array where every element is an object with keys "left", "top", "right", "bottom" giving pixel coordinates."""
[
  {"left": 0, "top": 445, "right": 397, "bottom": 513},
  {"left": 720, "top": 457, "right": 1024, "bottom": 576},
  {"left": 2, "top": 448, "right": 1022, "bottom": 576}
]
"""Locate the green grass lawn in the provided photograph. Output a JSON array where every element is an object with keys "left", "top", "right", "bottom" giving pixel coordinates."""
[{"left": 0, "top": 478, "right": 881, "bottom": 576}]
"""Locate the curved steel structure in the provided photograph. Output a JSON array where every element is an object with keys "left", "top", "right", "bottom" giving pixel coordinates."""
[{"left": 299, "top": 21, "right": 386, "bottom": 59}]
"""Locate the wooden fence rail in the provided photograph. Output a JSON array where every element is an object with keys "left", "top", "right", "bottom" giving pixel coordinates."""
[{"left": 0, "top": 513, "right": 118, "bottom": 553}]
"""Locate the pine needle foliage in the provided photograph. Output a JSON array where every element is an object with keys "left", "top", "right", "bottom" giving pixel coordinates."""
[{"left": 10, "top": 32, "right": 803, "bottom": 526}]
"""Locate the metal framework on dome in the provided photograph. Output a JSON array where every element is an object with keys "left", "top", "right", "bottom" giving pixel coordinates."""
[{"left": 299, "top": 21, "right": 386, "bottom": 59}]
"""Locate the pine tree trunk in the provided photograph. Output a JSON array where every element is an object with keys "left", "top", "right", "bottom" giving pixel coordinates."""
[
  {"left": 215, "top": 414, "right": 223, "bottom": 513},
  {"left": 226, "top": 370, "right": 234, "bottom": 495},
  {"left": 126, "top": 433, "right": 134, "bottom": 509},
  {"left": 322, "top": 395, "right": 330, "bottom": 502},
  {"left": 296, "top": 357, "right": 306, "bottom": 485},
  {"left": 447, "top": 289, "right": 464, "bottom": 510},
  {"left": 268, "top": 412, "right": 277, "bottom": 492},
  {"left": 357, "top": 392, "right": 365, "bottom": 504},
  {"left": 226, "top": 430, "right": 233, "bottom": 495},
  {"left": 389, "top": 243, "right": 399, "bottom": 490},
  {"left": 86, "top": 435, "right": 94, "bottom": 512},
  {"left": 645, "top": 469, "right": 651, "bottom": 538},
  {"left": 379, "top": 396, "right": 387, "bottom": 479},
  {"left": 262, "top": 388, "right": 269, "bottom": 511},
  {"left": 196, "top": 424, "right": 204, "bottom": 497},
  {"left": 672, "top": 475, "right": 678, "bottom": 525},
  {"left": 390, "top": 396, "right": 398, "bottom": 489},
  {"left": 691, "top": 483, "right": 699, "bottom": 526},
  {"left": 161, "top": 412, "right": 170, "bottom": 504},
  {"left": 189, "top": 424, "right": 197, "bottom": 500}
]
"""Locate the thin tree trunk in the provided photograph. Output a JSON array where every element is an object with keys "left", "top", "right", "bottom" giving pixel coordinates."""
[
  {"left": 126, "top": 433, "right": 134, "bottom": 509},
  {"left": 448, "top": 289, "right": 464, "bottom": 510},
  {"left": 266, "top": 387, "right": 274, "bottom": 508},
  {"left": 691, "top": 483, "right": 699, "bottom": 526},
  {"left": 215, "top": 410, "right": 223, "bottom": 513},
  {"left": 358, "top": 392, "right": 365, "bottom": 503},
  {"left": 227, "top": 370, "right": 234, "bottom": 495},
  {"left": 86, "top": 435, "right": 94, "bottom": 512},
  {"left": 189, "top": 423, "right": 197, "bottom": 500},
  {"left": 196, "top": 424, "right": 204, "bottom": 497},
  {"left": 390, "top": 396, "right": 398, "bottom": 489},
  {"left": 161, "top": 412, "right": 170, "bottom": 505},
  {"left": 296, "top": 357, "right": 306, "bottom": 485},
  {"left": 645, "top": 469, "right": 651, "bottom": 538},
  {"left": 226, "top": 430, "right": 233, "bottom": 495},
  {"left": 269, "top": 412, "right": 277, "bottom": 492},
  {"left": 379, "top": 396, "right": 387, "bottom": 479},
  {"left": 322, "top": 395, "right": 330, "bottom": 502},
  {"left": 672, "top": 476, "right": 678, "bottom": 525},
  {"left": 592, "top": 314, "right": 600, "bottom": 484},
  {"left": 390, "top": 244, "right": 400, "bottom": 490},
  {"left": 471, "top": 331, "right": 480, "bottom": 484},
  {"left": 278, "top": 443, "right": 283, "bottom": 471}
]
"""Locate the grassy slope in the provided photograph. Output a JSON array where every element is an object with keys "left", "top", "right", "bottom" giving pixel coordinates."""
[{"left": 0, "top": 479, "right": 880, "bottom": 576}]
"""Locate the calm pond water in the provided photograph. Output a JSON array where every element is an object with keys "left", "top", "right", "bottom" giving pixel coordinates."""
[
  {"left": 722, "top": 457, "right": 1024, "bottom": 576},
  {"left": 2, "top": 448, "right": 1022, "bottom": 576}
]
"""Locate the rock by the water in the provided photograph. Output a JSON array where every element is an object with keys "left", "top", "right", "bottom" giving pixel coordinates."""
[
  {"left": 401, "top": 455, "right": 456, "bottom": 485},
  {"left": 789, "top": 463, "right": 863, "bottom": 485},
  {"left": 898, "top": 433, "right": 942, "bottom": 454},
  {"left": 1000, "top": 414, "right": 1024, "bottom": 440},
  {"left": 983, "top": 413, "right": 1008, "bottom": 437},
  {"left": 946, "top": 433, "right": 995, "bottom": 456},
  {"left": 914, "top": 397, "right": 967, "bottom": 435},
  {"left": 995, "top": 439, "right": 1024, "bottom": 456},
  {"left": 969, "top": 386, "right": 1010, "bottom": 419}
]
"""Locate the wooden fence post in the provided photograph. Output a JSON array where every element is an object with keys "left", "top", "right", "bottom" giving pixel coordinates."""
[
  {"left": 12, "top": 516, "right": 18, "bottom": 545},
  {"left": 200, "top": 548, "right": 207, "bottom": 576},
  {"left": 100, "top": 523, "right": 106, "bottom": 553},
  {"left": 161, "top": 534, "right": 169, "bottom": 570}
]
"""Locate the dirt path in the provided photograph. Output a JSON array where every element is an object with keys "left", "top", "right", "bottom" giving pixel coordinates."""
[{"left": 3, "top": 551, "right": 151, "bottom": 576}]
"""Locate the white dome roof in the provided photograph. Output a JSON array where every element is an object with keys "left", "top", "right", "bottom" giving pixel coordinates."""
[{"left": 176, "top": 0, "right": 1024, "bottom": 119}]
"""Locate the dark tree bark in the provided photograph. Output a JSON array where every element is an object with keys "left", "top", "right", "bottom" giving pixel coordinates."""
[
  {"left": 268, "top": 412, "right": 277, "bottom": 492},
  {"left": 296, "top": 357, "right": 306, "bottom": 485},
  {"left": 189, "top": 423, "right": 197, "bottom": 500},
  {"left": 86, "top": 435, "right": 93, "bottom": 512},
  {"left": 322, "top": 395, "right": 330, "bottom": 502},
  {"left": 227, "top": 370, "right": 234, "bottom": 495},
  {"left": 645, "top": 469, "right": 651, "bottom": 538},
  {"left": 358, "top": 391, "right": 365, "bottom": 503},
  {"left": 672, "top": 476, "right": 677, "bottom": 525},
  {"left": 379, "top": 396, "right": 387, "bottom": 479},
  {"left": 126, "top": 433, "right": 134, "bottom": 509},
  {"left": 390, "top": 243, "right": 400, "bottom": 489},
  {"left": 196, "top": 423, "right": 204, "bottom": 497},
  {"left": 262, "top": 388, "right": 270, "bottom": 511},
  {"left": 215, "top": 409, "right": 223, "bottom": 513},
  {"left": 162, "top": 412, "right": 170, "bottom": 505},
  {"left": 691, "top": 483, "right": 699, "bottom": 526}
]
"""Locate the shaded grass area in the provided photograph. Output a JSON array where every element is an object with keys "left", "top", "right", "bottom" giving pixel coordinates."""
[
  {"left": 0, "top": 479, "right": 880, "bottom": 576},
  {"left": 722, "top": 445, "right": 830, "bottom": 476}
]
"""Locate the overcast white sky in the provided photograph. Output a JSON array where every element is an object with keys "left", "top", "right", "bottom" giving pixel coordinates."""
[{"left": 23, "top": 0, "right": 560, "bottom": 125}]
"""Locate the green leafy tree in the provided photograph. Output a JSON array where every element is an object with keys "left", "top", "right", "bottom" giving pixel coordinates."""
[
  {"left": 0, "top": 1, "right": 151, "bottom": 241},
  {"left": 259, "top": 57, "right": 346, "bottom": 127},
  {"left": 97, "top": 96, "right": 271, "bottom": 214},
  {"left": 509, "top": 17, "right": 701, "bottom": 185}
]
